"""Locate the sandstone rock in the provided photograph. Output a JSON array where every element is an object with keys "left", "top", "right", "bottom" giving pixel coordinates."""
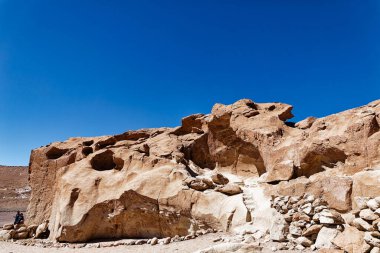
[
  {"left": 25, "top": 99, "right": 380, "bottom": 242},
  {"left": 318, "top": 209, "right": 345, "bottom": 224},
  {"left": 215, "top": 184, "right": 242, "bottom": 196},
  {"left": 188, "top": 178, "right": 211, "bottom": 191},
  {"left": 0, "top": 230, "right": 14, "bottom": 241},
  {"left": 371, "top": 247, "right": 380, "bottom": 253},
  {"left": 365, "top": 232, "right": 380, "bottom": 247},
  {"left": 35, "top": 220, "right": 49, "bottom": 239},
  {"left": 352, "top": 171, "right": 380, "bottom": 210},
  {"left": 295, "top": 244, "right": 305, "bottom": 250},
  {"left": 13, "top": 231, "right": 29, "bottom": 239},
  {"left": 315, "top": 227, "right": 340, "bottom": 249},
  {"left": 353, "top": 218, "right": 373, "bottom": 231},
  {"left": 295, "top": 117, "right": 317, "bottom": 129},
  {"left": 360, "top": 209, "right": 379, "bottom": 221},
  {"left": 303, "top": 224, "right": 323, "bottom": 236},
  {"left": 2, "top": 224, "right": 13, "bottom": 230},
  {"left": 269, "top": 214, "right": 288, "bottom": 242},
  {"left": 211, "top": 173, "right": 229, "bottom": 185},
  {"left": 368, "top": 199, "right": 380, "bottom": 211},
  {"left": 289, "top": 224, "right": 302, "bottom": 236},
  {"left": 332, "top": 227, "right": 370, "bottom": 253},
  {"left": 295, "top": 236, "right": 313, "bottom": 247},
  {"left": 292, "top": 212, "right": 311, "bottom": 222}
]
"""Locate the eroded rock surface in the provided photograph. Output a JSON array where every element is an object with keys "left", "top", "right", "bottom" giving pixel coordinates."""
[{"left": 25, "top": 99, "right": 380, "bottom": 242}]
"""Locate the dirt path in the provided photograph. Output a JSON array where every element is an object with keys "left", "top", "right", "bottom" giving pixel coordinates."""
[{"left": 0, "top": 233, "right": 222, "bottom": 253}]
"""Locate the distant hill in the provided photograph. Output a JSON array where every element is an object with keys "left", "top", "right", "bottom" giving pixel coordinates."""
[{"left": 0, "top": 165, "right": 29, "bottom": 212}]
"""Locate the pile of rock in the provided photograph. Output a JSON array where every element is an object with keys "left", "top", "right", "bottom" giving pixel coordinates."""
[
  {"left": 270, "top": 194, "right": 345, "bottom": 250},
  {"left": 185, "top": 173, "right": 242, "bottom": 196},
  {"left": 350, "top": 197, "right": 380, "bottom": 251},
  {"left": 0, "top": 220, "right": 48, "bottom": 241},
  {"left": 0, "top": 223, "right": 38, "bottom": 240}
]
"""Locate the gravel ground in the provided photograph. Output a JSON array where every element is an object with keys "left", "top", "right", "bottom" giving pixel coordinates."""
[{"left": 0, "top": 233, "right": 223, "bottom": 253}]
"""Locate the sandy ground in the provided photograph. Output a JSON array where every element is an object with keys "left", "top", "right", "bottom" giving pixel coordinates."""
[{"left": 0, "top": 233, "right": 224, "bottom": 253}]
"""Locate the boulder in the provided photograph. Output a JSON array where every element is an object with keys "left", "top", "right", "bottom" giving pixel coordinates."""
[
  {"left": 332, "top": 227, "right": 370, "bottom": 253},
  {"left": 2, "top": 224, "right": 13, "bottom": 230},
  {"left": 0, "top": 230, "right": 14, "bottom": 241},
  {"left": 315, "top": 227, "right": 340, "bottom": 249},
  {"left": 352, "top": 171, "right": 380, "bottom": 210},
  {"left": 215, "top": 184, "right": 242, "bottom": 196},
  {"left": 211, "top": 173, "right": 229, "bottom": 185},
  {"left": 269, "top": 213, "right": 288, "bottom": 242}
]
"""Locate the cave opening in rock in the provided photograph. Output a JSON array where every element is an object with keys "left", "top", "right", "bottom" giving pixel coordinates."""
[
  {"left": 90, "top": 150, "right": 116, "bottom": 171},
  {"left": 82, "top": 146, "right": 93, "bottom": 156},
  {"left": 46, "top": 147, "right": 69, "bottom": 160}
]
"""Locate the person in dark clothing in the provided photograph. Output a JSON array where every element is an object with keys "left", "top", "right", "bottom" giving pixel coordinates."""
[{"left": 14, "top": 211, "right": 24, "bottom": 225}]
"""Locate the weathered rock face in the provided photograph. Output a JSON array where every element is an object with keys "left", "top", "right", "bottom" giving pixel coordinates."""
[{"left": 26, "top": 99, "right": 380, "bottom": 242}]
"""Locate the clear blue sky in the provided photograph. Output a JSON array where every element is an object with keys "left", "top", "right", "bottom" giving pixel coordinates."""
[{"left": 1, "top": 1, "right": 379, "bottom": 165}]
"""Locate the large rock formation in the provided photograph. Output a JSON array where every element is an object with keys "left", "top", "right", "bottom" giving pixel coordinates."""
[{"left": 26, "top": 99, "right": 380, "bottom": 242}]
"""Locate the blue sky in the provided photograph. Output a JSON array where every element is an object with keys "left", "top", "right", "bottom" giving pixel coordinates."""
[{"left": 0, "top": 1, "right": 379, "bottom": 165}]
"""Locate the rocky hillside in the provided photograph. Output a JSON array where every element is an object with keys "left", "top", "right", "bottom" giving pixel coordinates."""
[{"left": 23, "top": 99, "right": 380, "bottom": 251}]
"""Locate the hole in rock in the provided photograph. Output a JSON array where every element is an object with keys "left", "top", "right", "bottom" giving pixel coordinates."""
[
  {"left": 69, "top": 188, "right": 80, "bottom": 207},
  {"left": 82, "top": 147, "right": 93, "bottom": 156},
  {"left": 91, "top": 150, "right": 116, "bottom": 171},
  {"left": 83, "top": 140, "right": 94, "bottom": 146},
  {"left": 285, "top": 121, "right": 296, "bottom": 128},
  {"left": 46, "top": 147, "right": 69, "bottom": 160},
  {"left": 95, "top": 137, "right": 116, "bottom": 150}
]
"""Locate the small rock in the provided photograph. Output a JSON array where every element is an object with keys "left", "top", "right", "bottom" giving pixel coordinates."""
[
  {"left": 303, "top": 225, "right": 323, "bottom": 236},
  {"left": 295, "top": 236, "right": 313, "bottom": 247},
  {"left": 211, "top": 173, "right": 229, "bottom": 185},
  {"left": 295, "top": 244, "right": 305, "bottom": 250},
  {"left": 150, "top": 237, "right": 158, "bottom": 245},
  {"left": 371, "top": 247, "right": 380, "bottom": 253},
  {"left": 289, "top": 224, "right": 302, "bottom": 236},
  {"left": 365, "top": 232, "right": 380, "bottom": 247},
  {"left": 368, "top": 199, "right": 380, "bottom": 211},
  {"left": 353, "top": 218, "right": 374, "bottom": 231},
  {"left": 215, "top": 183, "right": 242, "bottom": 195},
  {"left": 355, "top": 197, "right": 370, "bottom": 210},
  {"left": 360, "top": 209, "right": 379, "bottom": 221},
  {"left": 314, "top": 205, "right": 328, "bottom": 213}
]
